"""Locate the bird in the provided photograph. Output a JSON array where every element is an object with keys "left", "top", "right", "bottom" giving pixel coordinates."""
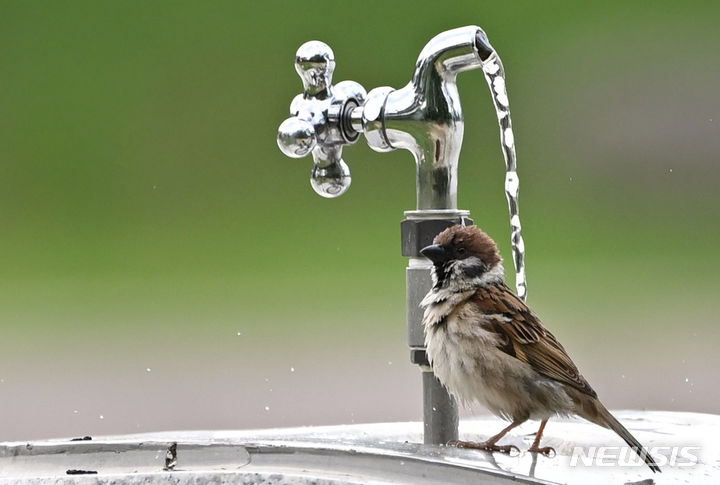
[{"left": 419, "top": 224, "right": 660, "bottom": 473}]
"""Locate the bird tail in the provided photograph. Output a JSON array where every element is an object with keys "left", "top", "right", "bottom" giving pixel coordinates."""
[{"left": 592, "top": 402, "right": 661, "bottom": 473}]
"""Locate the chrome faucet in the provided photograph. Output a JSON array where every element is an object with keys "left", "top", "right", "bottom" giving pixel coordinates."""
[
  {"left": 277, "top": 25, "right": 497, "bottom": 445},
  {"left": 277, "top": 25, "right": 494, "bottom": 209}
]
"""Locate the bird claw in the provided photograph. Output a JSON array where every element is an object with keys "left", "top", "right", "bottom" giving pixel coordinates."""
[
  {"left": 528, "top": 446, "right": 556, "bottom": 457},
  {"left": 447, "top": 440, "right": 520, "bottom": 455},
  {"left": 490, "top": 444, "right": 521, "bottom": 455}
]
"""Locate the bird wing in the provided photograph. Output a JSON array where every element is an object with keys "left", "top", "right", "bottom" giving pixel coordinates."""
[{"left": 473, "top": 284, "right": 597, "bottom": 398}]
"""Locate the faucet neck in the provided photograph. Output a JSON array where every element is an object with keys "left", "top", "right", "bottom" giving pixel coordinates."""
[{"left": 373, "top": 26, "right": 491, "bottom": 210}]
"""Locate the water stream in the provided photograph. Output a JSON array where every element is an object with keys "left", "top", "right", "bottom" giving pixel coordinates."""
[{"left": 481, "top": 54, "right": 528, "bottom": 302}]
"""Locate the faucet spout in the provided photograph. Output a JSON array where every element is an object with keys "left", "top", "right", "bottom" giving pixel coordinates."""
[{"left": 381, "top": 26, "right": 494, "bottom": 210}]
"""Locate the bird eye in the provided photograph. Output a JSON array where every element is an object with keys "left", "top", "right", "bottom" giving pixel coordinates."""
[{"left": 456, "top": 247, "right": 467, "bottom": 256}]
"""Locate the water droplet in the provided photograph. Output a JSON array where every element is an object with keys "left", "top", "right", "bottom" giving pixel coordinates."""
[
  {"left": 505, "top": 171, "right": 519, "bottom": 195},
  {"left": 685, "top": 377, "right": 689, "bottom": 383},
  {"left": 264, "top": 406, "right": 270, "bottom": 412},
  {"left": 482, "top": 58, "right": 500, "bottom": 75},
  {"left": 387, "top": 361, "right": 393, "bottom": 366},
  {"left": 503, "top": 127, "right": 514, "bottom": 148},
  {"left": 432, "top": 407, "right": 437, "bottom": 411},
  {"left": 99, "top": 415, "right": 104, "bottom": 420},
  {"left": 290, "top": 367, "right": 295, "bottom": 372},
  {"left": 146, "top": 368, "right": 151, "bottom": 373},
  {"left": 73, "top": 410, "right": 79, "bottom": 414},
  {"left": 264, "top": 378, "right": 269, "bottom": 383},
  {"left": 152, "top": 185, "right": 157, "bottom": 190},
  {"left": 236, "top": 332, "right": 242, "bottom": 336}
]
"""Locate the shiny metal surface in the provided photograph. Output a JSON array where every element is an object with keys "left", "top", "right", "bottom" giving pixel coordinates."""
[
  {"left": 277, "top": 26, "right": 493, "bottom": 209},
  {"left": 277, "top": 42, "right": 366, "bottom": 198},
  {"left": 358, "top": 86, "right": 394, "bottom": 153},
  {"left": 381, "top": 26, "right": 489, "bottom": 209},
  {"left": 277, "top": 27, "right": 496, "bottom": 446},
  {"left": 1, "top": 411, "right": 717, "bottom": 484}
]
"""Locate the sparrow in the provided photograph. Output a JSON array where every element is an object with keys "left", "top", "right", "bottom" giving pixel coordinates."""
[{"left": 420, "top": 224, "right": 660, "bottom": 473}]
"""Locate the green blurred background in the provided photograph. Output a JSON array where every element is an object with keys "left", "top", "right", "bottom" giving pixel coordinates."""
[{"left": 0, "top": 1, "right": 718, "bottom": 440}]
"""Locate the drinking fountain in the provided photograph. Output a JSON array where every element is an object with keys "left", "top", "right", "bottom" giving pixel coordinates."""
[
  {"left": 277, "top": 25, "right": 526, "bottom": 445},
  {"left": 3, "top": 24, "right": 713, "bottom": 485}
]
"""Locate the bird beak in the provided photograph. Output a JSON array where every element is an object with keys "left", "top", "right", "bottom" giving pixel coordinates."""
[{"left": 420, "top": 244, "right": 449, "bottom": 264}]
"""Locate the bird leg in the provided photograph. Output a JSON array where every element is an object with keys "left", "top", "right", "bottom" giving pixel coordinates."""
[
  {"left": 527, "top": 419, "right": 556, "bottom": 457},
  {"left": 448, "top": 420, "right": 522, "bottom": 454}
]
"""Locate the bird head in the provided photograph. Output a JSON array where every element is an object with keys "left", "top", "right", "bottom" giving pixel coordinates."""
[{"left": 420, "top": 225, "right": 504, "bottom": 290}]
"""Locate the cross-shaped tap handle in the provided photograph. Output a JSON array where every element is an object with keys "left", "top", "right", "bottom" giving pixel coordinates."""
[{"left": 277, "top": 41, "right": 366, "bottom": 198}]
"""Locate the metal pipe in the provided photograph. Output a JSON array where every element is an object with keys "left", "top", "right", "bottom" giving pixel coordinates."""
[
  {"left": 278, "top": 26, "right": 496, "bottom": 445},
  {"left": 402, "top": 210, "right": 472, "bottom": 443}
]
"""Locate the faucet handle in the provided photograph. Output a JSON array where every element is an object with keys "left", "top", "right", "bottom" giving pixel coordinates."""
[{"left": 277, "top": 41, "right": 366, "bottom": 198}]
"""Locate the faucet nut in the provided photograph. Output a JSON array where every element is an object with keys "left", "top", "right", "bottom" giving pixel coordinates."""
[
  {"left": 362, "top": 86, "right": 394, "bottom": 153},
  {"left": 327, "top": 80, "right": 367, "bottom": 143}
]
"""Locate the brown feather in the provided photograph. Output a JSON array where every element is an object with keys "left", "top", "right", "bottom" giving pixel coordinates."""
[
  {"left": 473, "top": 283, "right": 598, "bottom": 398},
  {"left": 434, "top": 225, "right": 502, "bottom": 268},
  {"left": 565, "top": 387, "right": 661, "bottom": 473}
]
